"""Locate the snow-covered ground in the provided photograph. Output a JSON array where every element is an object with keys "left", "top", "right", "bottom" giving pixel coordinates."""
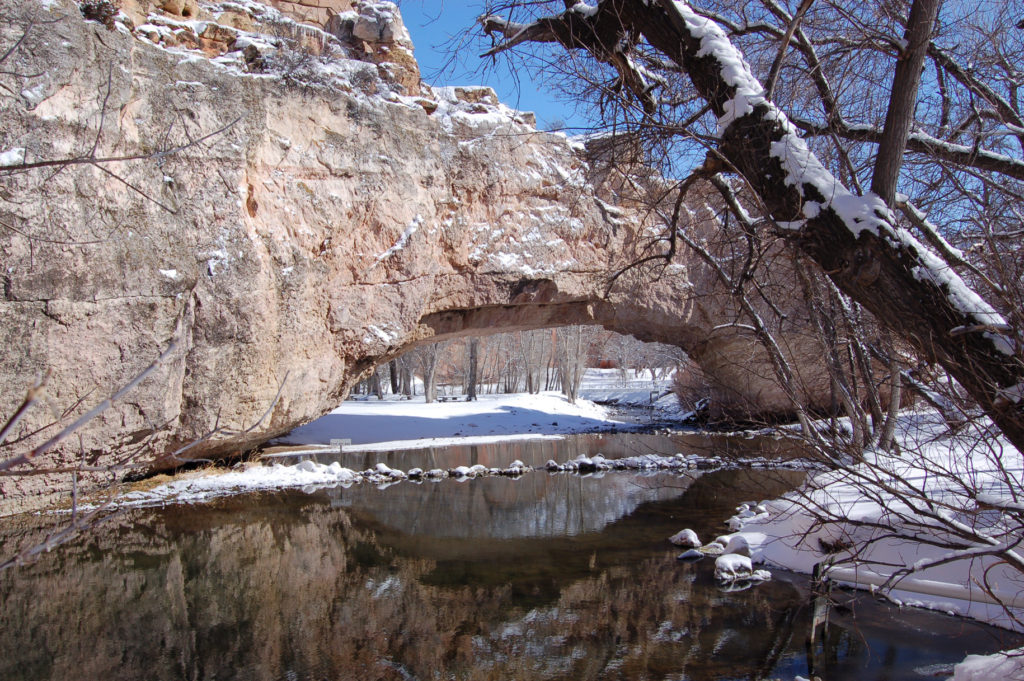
[
  {"left": 723, "top": 411, "right": 1024, "bottom": 646},
  {"left": 273, "top": 368, "right": 682, "bottom": 450},
  {"left": 949, "top": 648, "right": 1024, "bottom": 680},
  {"left": 577, "top": 367, "right": 682, "bottom": 416},
  {"left": 272, "top": 390, "right": 627, "bottom": 451}
]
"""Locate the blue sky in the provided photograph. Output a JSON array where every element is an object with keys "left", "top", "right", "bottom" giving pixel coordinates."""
[{"left": 397, "top": 2, "right": 586, "bottom": 130}]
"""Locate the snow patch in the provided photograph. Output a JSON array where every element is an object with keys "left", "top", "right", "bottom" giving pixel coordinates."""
[
  {"left": 950, "top": 648, "right": 1024, "bottom": 681},
  {"left": 373, "top": 215, "right": 422, "bottom": 263},
  {"left": 0, "top": 148, "right": 26, "bottom": 167}
]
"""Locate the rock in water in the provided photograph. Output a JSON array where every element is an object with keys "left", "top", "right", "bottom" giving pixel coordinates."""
[
  {"left": 724, "top": 534, "right": 751, "bottom": 557},
  {"left": 676, "top": 549, "right": 704, "bottom": 561},
  {"left": 715, "top": 553, "right": 753, "bottom": 581},
  {"left": 669, "top": 528, "right": 702, "bottom": 547}
]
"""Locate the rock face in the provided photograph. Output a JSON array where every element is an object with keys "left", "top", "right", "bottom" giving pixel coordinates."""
[{"left": 0, "top": 0, "right": 827, "bottom": 513}]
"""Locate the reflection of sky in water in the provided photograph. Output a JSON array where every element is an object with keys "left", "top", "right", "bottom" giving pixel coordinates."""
[{"left": 328, "top": 470, "right": 691, "bottom": 539}]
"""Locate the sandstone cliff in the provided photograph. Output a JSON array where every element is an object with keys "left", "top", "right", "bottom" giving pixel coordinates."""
[{"left": 0, "top": 0, "right": 827, "bottom": 513}]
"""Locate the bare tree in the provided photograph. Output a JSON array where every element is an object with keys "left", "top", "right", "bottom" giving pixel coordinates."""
[
  {"left": 555, "top": 325, "right": 593, "bottom": 403},
  {"left": 478, "top": 0, "right": 1024, "bottom": 452},
  {"left": 474, "top": 0, "right": 1024, "bottom": 616},
  {"left": 518, "top": 329, "right": 553, "bottom": 394}
]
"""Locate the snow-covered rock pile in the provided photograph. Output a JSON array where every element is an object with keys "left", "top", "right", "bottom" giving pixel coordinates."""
[
  {"left": 90, "top": 449, "right": 815, "bottom": 510},
  {"left": 542, "top": 452, "right": 814, "bottom": 473},
  {"left": 127, "top": 0, "right": 422, "bottom": 94},
  {"left": 726, "top": 501, "right": 769, "bottom": 531},
  {"left": 668, "top": 523, "right": 772, "bottom": 586}
]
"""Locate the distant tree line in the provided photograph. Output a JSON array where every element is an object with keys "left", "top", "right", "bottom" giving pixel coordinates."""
[{"left": 350, "top": 327, "right": 688, "bottom": 403}]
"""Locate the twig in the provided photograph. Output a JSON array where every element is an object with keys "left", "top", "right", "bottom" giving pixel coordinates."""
[
  {"left": 0, "top": 370, "right": 50, "bottom": 445},
  {"left": 0, "top": 342, "right": 179, "bottom": 472}
]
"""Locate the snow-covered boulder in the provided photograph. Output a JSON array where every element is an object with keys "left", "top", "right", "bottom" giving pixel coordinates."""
[
  {"left": 727, "top": 501, "right": 770, "bottom": 530},
  {"left": 374, "top": 462, "right": 407, "bottom": 479},
  {"left": 714, "top": 553, "right": 771, "bottom": 583},
  {"left": 699, "top": 536, "right": 729, "bottom": 556},
  {"left": 669, "top": 528, "right": 702, "bottom": 548},
  {"left": 724, "top": 534, "right": 751, "bottom": 557}
]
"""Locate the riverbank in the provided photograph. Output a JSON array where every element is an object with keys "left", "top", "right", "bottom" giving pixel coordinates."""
[
  {"left": 38, "top": 386, "right": 1024, "bottom": 679},
  {"left": 724, "top": 410, "right": 1024, "bottom": 679}
]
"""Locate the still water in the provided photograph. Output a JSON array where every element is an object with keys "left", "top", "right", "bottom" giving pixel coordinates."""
[{"left": 1, "top": 434, "right": 1019, "bottom": 681}]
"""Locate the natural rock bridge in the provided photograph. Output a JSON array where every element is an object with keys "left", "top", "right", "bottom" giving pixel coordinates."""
[{"left": 0, "top": 0, "right": 825, "bottom": 511}]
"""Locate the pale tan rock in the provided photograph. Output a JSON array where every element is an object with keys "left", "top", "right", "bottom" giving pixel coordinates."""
[
  {"left": 0, "top": 0, "right": 829, "bottom": 514},
  {"left": 120, "top": 0, "right": 151, "bottom": 26},
  {"left": 158, "top": 0, "right": 199, "bottom": 17},
  {"left": 270, "top": 0, "right": 353, "bottom": 26},
  {"left": 324, "top": 0, "right": 419, "bottom": 94}
]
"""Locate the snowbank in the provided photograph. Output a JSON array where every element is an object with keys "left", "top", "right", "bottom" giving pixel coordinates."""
[
  {"left": 949, "top": 648, "right": 1024, "bottom": 680},
  {"left": 273, "top": 391, "right": 625, "bottom": 447},
  {"left": 727, "top": 411, "right": 1024, "bottom": 631}
]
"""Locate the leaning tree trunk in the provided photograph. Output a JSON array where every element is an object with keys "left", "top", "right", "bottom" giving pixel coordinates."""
[
  {"left": 482, "top": 0, "right": 1024, "bottom": 452},
  {"left": 643, "top": 1, "right": 1024, "bottom": 450}
]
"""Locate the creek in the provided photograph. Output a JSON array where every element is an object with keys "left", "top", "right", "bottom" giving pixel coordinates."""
[{"left": 0, "top": 433, "right": 1019, "bottom": 680}]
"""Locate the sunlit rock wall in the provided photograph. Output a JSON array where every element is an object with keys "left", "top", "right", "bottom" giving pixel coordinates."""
[{"left": 0, "top": 0, "right": 827, "bottom": 513}]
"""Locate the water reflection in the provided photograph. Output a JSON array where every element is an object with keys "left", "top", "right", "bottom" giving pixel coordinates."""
[
  {"left": 332, "top": 471, "right": 693, "bottom": 540},
  {"left": 0, "top": 460, "right": 1018, "bottom": 681}
]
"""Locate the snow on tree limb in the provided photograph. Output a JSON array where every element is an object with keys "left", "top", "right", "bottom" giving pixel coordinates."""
[
  {"left": 660, "top": 1, "right": 1012, "bottom": 344},
  {"left": 479, "top": 0, "right": 1024, "bottom": 451}
]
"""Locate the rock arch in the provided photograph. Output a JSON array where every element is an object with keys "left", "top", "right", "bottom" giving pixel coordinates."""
[{"left": 0, "top": 0, "right": 825, "bottom": 512}]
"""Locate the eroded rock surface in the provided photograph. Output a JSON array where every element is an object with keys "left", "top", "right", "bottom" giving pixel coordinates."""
[{"left": 0, "top": 0, "right": 827, "bottom": 513}]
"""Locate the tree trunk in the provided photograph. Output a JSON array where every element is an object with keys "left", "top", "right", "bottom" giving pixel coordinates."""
[
  {"left": 423, "top": 359, "right": 437, "bottom": 403},
  {"left": 635, "top": 1, "right": 1024, "bottom": 451},
  {"left": 870, "top": 0, "right": 942, "bottom": 205},
  {"left": 389, "top": 359, "right": 400, "bottom": 395},
  {"left": 467, "top": 338, "right": 478, "bottom": 401}
]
